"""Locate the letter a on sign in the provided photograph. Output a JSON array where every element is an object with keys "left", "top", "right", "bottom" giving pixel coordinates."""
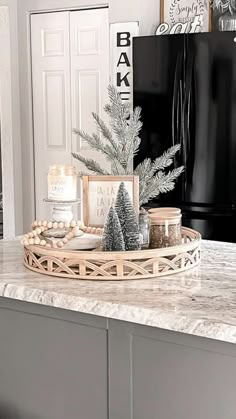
[
  {"left": 117, "top": 52, "right": 131, "bottom": 67},
  {"left": 110, "top": 22, "right": 139, "bottom": 105}
]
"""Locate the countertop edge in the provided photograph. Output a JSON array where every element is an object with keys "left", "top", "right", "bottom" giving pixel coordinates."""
[{"left": 1, "top": 282, "right": 236, "bottom": 345}]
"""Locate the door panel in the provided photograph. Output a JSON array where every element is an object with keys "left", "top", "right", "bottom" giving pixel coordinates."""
[
  {"left": 186, "top": 32, "right": 236, "bottom": 206},
  {"left": 43, "top": 71, "right": 67, "bottom": 149},
  {"left": 70, "top": 8, "right": 110, "bottom": 179},
  {"left": 31, "top": 12, "right": 71, "bottom": 220}
]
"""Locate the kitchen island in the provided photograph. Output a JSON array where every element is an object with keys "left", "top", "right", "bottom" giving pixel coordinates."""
[{"left": 0, "top": 239, "right": 236, "bottom": 419}]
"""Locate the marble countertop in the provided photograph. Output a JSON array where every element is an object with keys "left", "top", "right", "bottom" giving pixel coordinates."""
[{"left": 0, "top": 240, "right": 236, "bottom": 344}]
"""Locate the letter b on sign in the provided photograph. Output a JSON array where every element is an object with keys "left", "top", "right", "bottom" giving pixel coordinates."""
[{"left": 117, "top": 32, "right": 131, "bottom": 47}]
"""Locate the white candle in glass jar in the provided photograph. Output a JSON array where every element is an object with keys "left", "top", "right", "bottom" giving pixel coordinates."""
[{"left": 47, "top": 165, "right": 77, "bottom": 201}]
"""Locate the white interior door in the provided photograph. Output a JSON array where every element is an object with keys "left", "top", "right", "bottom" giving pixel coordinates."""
[
  {"left": 31, "top": 12, "right": 72, "bottom": 220},
  {"left": 31, "top": 8, "right": 109, "bottom": 221},
  {"left": 70, "top": 8, "right": 110, "bottom": 205}
]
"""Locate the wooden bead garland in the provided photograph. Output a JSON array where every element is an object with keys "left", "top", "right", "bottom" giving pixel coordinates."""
[
  {"left": 80, "top": 225, "right": 103, "bottom": 235},
  {"left": 22, "top": 220, "right": 104, "bottom": 249}
]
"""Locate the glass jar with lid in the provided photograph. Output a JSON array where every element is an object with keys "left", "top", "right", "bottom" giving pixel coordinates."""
[
  {"left": 148, "top": 207, "right": 181, "bottom": 216},
  {"left": 149, "top": 213, "right": 182, "bottom": 249}
]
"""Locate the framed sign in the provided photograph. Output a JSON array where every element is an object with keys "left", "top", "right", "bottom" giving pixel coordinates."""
[
  {"left": 82, "top": 176, "right": 139, "bottom": 227},
  {"left": 160, "top": 0, "right": 212, "bottom": 32},
  {"left": 110, "top": 22, "right": 139, "bottom": 104}
]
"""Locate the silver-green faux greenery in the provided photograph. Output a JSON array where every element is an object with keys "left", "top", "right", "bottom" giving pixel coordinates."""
[
  {"left": 115, "top": 182, "right": 140, "bottom": 251},
  {"left": 72, "top": 85, "right": 184, "bottom": 206},
  {"left": 102, "top": 206, "right": 125, "bottom": 251},
  {"left": 211, "top": 0, "right": 236, "bottom": 13}
]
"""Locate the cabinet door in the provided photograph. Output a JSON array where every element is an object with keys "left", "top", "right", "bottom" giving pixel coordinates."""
[
  {"left": 31, "top": 12, "right": 72, "bottom": 220},
  {"left": 109, "top": 319, "right": 236, "bottom": 419},
  {"left": 0, "top": 299, "right": 108, "bottom": 419},
  {"left": 70, "top": 8, "right": 110, "bottom": 212}
]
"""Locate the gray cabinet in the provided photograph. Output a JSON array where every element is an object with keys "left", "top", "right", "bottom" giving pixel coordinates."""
[
  {"left": 0, "top": 298, "right": 108, "bottom": 419},
  {"left": 1, "top": 298, "right": 236, "bottom": 419},
  {"left": 108, "top": 319, "right": 236, "bottom": 419}
]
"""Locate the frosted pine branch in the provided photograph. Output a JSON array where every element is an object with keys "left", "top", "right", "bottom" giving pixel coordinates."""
[
  {"left": 111, "top": 160, "right": 127, "bottom": 175},
  {"left": 105, "top": 85, "right": 130, "bottom": 125},
  {"left": 105, "top": 85, "right": 131, "bottom": 145},
  {"left": 72, "top": 128, "right": 116, "bottom": 159},
  {"left": 72, "top": 85, "right": 184, "bottom": 204},
  {"left": 72, "top": 128, "right": 122, "bottom": 170},
  {"left": 72, "top": 153, "right": 109, "bottom": 175},
  {"left": 140, "top": 166, "right": 184, "bottom": 205},
  {"left": 134, "top": 159, "right": 153, "bottom": 182},
  {"left": 92, "top": 112, "right": 119, "bottom": 154},
  {"left": 73, "top": 87, "right": 143, "bottom": 174},
  {"left": 73, "top": 129, "right": 102, "bottom": 151},
  {"left": 125, "top": 107, "right": 142, "bottom": 161},
  {"left": 150, "top": 144, "right": 181, "bottom": 174}
]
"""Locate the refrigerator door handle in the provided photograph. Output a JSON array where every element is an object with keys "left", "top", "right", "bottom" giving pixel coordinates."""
[
  {"left": 172, "top": 61, "right": 177, "bottom": 147},
  {"left": 172, "top": 52, "right": 183, "bottom": 148},
  {"left": 183, "top": 52, "right": 195, "bottom": 186},
  {"left": 186, "top": 53, "right": 196, "bottom": 184}
]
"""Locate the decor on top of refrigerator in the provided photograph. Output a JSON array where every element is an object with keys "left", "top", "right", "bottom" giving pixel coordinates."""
[
  {"left": 212, "top": 0, "right": 236, "bottom": 30},
  {"left": 160, "top": 0, "right": 211, "bottom": 32}
]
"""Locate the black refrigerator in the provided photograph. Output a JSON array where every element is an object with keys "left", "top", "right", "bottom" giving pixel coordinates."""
[{"left": 133, "top": 32, "right": 236, "bottom": 242}]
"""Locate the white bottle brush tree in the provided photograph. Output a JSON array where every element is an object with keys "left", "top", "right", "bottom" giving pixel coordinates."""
[
  {"left": 102, "top": 206, "right": 125, "bottom": 252},
  {"left": 115, "top": 182, "right": 140, "bottom": 251},
  {"left": 72, "top": 86, "right": 184, "bottom": 206},
  {"left": 102, "top": 182, "right": 140, "bottom": 252}
]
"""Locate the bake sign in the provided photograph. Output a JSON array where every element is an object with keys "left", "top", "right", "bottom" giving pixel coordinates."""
[{"left": 110, "top": 22, "right": 139, "bottom": 103}]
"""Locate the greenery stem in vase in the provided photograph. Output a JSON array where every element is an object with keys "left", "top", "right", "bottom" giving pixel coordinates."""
[
  {"left": 212, "top": 0, "right": 235, "bottom": 13},
  {"left": 72, "top": 85, "right": 184, "bottom": 207}
]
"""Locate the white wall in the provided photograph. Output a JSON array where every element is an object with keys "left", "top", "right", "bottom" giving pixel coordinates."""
[
  {"left": 14, "top": 0, "right": 161, "bottom": 232},
  {"left": 0, "top": 0, "right": 23, "bottom": 238},
  {"left": 109, "top": 0, "right": 160, "bottom": 35}
]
